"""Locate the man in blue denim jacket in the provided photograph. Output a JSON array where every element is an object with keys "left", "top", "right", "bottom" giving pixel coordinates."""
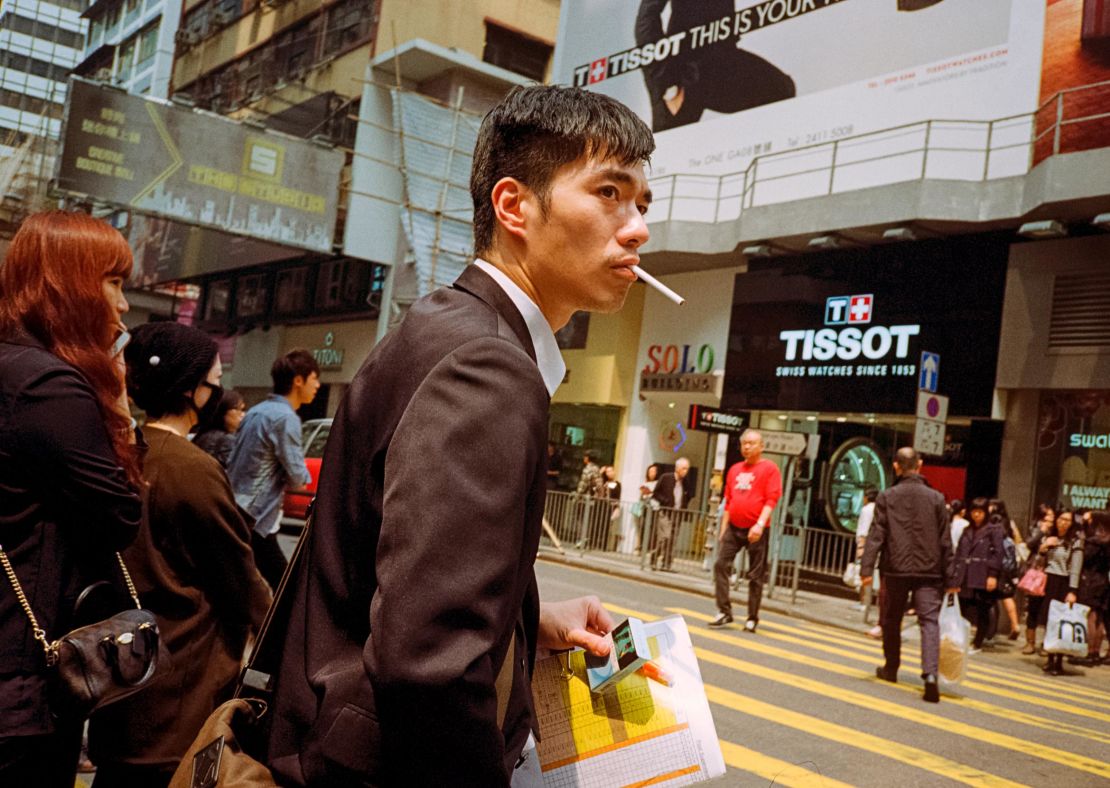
[{"left": 228, "top": 349, "right": 319, "bottom": 588}]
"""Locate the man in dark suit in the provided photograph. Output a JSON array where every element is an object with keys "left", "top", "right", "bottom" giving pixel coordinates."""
[
  {"left": 264, "top": 85, "right": 655, "bottom": 786},
  {"left": 649, "top": 457, "right": 691, "bottom": 571}
]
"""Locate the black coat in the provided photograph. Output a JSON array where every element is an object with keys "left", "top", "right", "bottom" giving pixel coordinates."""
[
  {"left": 954, "top": 522, "right": 1005, "bottom": 591},
  {"left": 651, "top": 472, "right": 691, "bottom": 511},
  {"left": 265, "top": 266, "right": 548, "bottom": 786},
  {"left": 860, "top": 473, "right": 955, "bottom": 584},
  {"left": 0, "top": 333, "right": 141, "bottom": 735}
]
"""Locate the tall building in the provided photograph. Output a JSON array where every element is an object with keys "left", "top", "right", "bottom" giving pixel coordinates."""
[
  {"left": 133, "top": 0, "right": 560, "bottom": 413},
  {"left": 74, "top": 0, "right": 182, "bottom": 98},
  {"left": 545, "top": 0, "right": 1110, "bottom": 540},
  {"left": 0, "top": 0, "right": 86, "bottom": 234}
]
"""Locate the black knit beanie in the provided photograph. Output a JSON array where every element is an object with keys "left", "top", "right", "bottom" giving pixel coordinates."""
[{"left": 125, "top": 322, "right": 218, "bottom": 418}]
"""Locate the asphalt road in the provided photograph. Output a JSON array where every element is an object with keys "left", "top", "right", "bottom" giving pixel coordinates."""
[{"left": 536, "top": 560, "right": 1110, "bottom": 787}]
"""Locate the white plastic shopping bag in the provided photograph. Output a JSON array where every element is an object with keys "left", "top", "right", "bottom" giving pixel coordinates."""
[
  {"left": 1043, "top": 600, "right": 1091, "bottom": 657},
  {"left": 938, "top": 592, "right": 969, "bottom": 686},
  {"left": 842, "top": 562, "right": 860, "bottom": 589}
]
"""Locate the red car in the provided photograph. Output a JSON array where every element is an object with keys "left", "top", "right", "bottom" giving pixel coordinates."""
[{"left": 281, "top": 418, "right": 332, "bottom": 527}]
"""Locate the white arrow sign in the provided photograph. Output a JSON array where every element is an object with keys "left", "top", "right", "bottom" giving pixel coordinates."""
[{"left": 759, "top": 430, "right": 809, "bottom": 456}]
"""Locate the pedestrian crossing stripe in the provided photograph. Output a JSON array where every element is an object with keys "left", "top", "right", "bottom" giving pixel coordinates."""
[
  {"left": 764, "top": 618, "right": 1110, "bottom": 710},
  {"left": 718, "top": 741, "right": 856, "bottom": 788},
  {"left": 706, "top": 685, "right": 1026, "bottom": 788},
  {"left": 666, "top": 607, "right": 1110, "bottom": 728},
  {"left": 692, "top": 644, "right": 1110, "bottom": 781},
  {"left": 605, "top": 604, "right": 1110, "bottom": 751},
  {"left": 705, "top": 616, "right": 1110, "bottom": 749},
  {"left": 779, "top": 615, "right": 1110, "bottom": 704}
]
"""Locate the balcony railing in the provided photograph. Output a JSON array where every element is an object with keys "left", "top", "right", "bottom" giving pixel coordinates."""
[{"left": 647, "top": 79, "right": 1110, "bottom": 224}]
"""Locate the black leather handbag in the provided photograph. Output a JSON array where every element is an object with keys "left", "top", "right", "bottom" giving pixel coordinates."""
[{"left": 0, "top": 547, "right": 167, "bottom": 717}]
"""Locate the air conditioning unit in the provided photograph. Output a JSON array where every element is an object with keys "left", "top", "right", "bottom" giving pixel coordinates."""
[
  {"left": 175, "top": 29, "right": 198, "bottom": 48},
  {"left": 94, "top": 68, "right": 113, "bottom": 82},
  {"left": 212, "top": 9, "right": 233, "bottom": 25}
]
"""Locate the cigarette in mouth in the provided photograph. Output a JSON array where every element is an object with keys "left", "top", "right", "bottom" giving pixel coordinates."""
[{"left": 631, "top": 265, "right": 685, "bottom": 305}]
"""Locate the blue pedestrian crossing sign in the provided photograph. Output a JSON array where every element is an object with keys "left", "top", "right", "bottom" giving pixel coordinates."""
[{"left": 919, "top": 351, "right": 940, "bottom": 393}]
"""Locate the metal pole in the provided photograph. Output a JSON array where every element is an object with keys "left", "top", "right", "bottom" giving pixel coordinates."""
[
  {"left": 1053, "top": 91, "right": 1064, "bottom": 155},
  {"left": 667, "top": 175, "right": 675, "bottom": 222},
  {"left": 982, "top": 119, "right": 994, "bottom": 180},
  {"left": 791, "top": 527, "right": 807, "bottom": 605},
  {"left": 920, "top": 120, "right": 932, "bottom": 180},
  {"left": 640, "top": 508, "right": 654, "bottom": 570},
  {"left": 827, "top": 140, "right": 838, "bottom": 195}
]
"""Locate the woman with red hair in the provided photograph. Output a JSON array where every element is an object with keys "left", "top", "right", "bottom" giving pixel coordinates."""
[{"left": 0, "top": 211, "right": 144, "bottom": 786}]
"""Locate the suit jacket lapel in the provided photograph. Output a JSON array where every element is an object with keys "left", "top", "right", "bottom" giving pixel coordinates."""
[{"left": 452, "top": 265, "right": 537, "bottom": 363}]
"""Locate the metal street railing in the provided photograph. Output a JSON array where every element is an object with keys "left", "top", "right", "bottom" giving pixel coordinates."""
[
  {"left": 647, "top": 79, "right": 1110, "bottom": 225},
  {"left": 542, "top": 490, "right": 863, "bottom": 605}
]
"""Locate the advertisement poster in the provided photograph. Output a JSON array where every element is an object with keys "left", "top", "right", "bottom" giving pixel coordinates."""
[
  {"left": 57, "top": 78, "right": 343, "bottom": 253},
  {"left": 721, "top": 236, "right": 1008, "bottom": 417},
  {"left": 1036, "top": 391, "right": 1110, "bottom": 511},
  {"left": 555, "top": 0, "right": 1046, "bottom": 214},
  {"left": 1035, "top": 0, "right": 1110, "bottom": 161}
]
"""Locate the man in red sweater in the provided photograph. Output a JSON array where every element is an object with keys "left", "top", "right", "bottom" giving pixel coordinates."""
[{"left": 710, "top": 429, "right": 783, "bottom": 631}]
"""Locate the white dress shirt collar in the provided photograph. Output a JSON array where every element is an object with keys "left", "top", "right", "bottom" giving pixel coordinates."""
[{"left": 473, "top": 259, "right": 565, "bottom": 397}]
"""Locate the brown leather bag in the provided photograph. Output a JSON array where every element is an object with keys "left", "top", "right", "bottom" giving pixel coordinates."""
[
  {"left": 0, "top": 547, "right": 166, "bottom": 717},
  {"left": 167, "top": 512, "right": 317, "bottom": 788},
  {"left": 169, "top": 698, "right": 277, "bottom": 788}
]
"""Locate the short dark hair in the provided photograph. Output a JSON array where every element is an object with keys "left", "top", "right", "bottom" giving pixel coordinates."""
[
  {"left": 968, "top": 497, "right": 989, "bottom": 513},
  {"left": 272, "top": 349, "right": 319, "bottom": 395},
  {"left": 864, "top": 489, "right": 879, "bottom": 504},
  {"left": 470, "top": 84, "right": 655, "bottom": 257}
]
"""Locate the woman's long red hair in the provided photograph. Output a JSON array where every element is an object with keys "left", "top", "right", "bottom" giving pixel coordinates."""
[{"left": 0, "top": 210, "right": 142, "bottom": 487}]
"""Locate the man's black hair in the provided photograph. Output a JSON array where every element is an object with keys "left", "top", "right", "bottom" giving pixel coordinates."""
[
  {"left": 470, "top": 84, "right": 655, "bottom": 257},
  {"left": 272, "top": 349, "right": 320, "bottom": 395}
]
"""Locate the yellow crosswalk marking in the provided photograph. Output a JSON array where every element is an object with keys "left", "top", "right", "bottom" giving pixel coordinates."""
[
  {"left": 711, "top": 622, "right": 1110, "bottom": 748},
  {"left": 780, "top": 617, "right": 1110, "bottom": 706},
  {"left": 706, "top": 684, "right": 1026, "bottom": 787},
  {"left": 763, "top": 618, "right": 1110, "bottom": 710},
  {"left": 719, "top": 740, "right": 856, "bottom": 788},
  {"left": 607, "top": 603, "right": 1110, "bottom": 752},
  {"left": 692, "top": 644, "right": 1110, "bottom": 781},
  {"left": 667, "top": 607, "right": 1110, "bottom": 727}
]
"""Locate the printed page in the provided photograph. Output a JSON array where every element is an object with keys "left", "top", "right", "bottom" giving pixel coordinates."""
[{"left": 533, "top": 615, "right": 725, "bottom": 787}]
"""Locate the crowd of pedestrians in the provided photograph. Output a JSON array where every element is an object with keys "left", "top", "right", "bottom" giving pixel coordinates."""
[
  {"left": 945, "top": 496, "right": 1109, "bottom": 675},
  {"left": 0, "top": 212, "right": 321, "bottom": 786}
]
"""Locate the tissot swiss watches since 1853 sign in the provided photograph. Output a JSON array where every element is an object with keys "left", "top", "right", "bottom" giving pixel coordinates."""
[{"left": 721, "top": 237, "right": 1007, "bottom": 416}]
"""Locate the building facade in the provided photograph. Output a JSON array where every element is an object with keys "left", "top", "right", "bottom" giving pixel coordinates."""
[
  {"left": 553, "top": 0, "right": 1110, "bottom": 534},
  {"left": 75, "top": 0, "right": 181, "bottom": 98},
  {"left": 0, "top": 0, "right": 86, "bottom": 235}
]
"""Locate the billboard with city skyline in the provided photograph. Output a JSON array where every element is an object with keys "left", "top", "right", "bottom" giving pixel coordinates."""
[{"left": 55, "top": 77, "right": 344, "bottom": 253}]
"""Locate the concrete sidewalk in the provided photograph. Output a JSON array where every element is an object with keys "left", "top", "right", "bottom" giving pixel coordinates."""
[{"left": 537, "top": 545, "right": 880, "bottom": 637}]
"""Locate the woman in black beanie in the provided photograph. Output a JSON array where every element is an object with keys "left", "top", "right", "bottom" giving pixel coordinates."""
[{"left": 88, "top": 322, "right": 272, "bottom": 788}]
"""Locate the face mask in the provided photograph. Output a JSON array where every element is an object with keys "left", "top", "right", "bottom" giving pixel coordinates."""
[{"left": 192, "top": 381, "right": 223, "bottom": 426}]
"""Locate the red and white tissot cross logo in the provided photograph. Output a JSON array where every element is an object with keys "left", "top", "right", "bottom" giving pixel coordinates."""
[
  {"left": 589, "top": 58, "right": 608, "bottom": 84},
  {"left": 849, "top": 294, "right": 873, "bottom": 324}
]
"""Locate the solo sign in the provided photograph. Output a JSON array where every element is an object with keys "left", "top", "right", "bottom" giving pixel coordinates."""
[{"left": 643, "top": 343, "right": 716, "bottom": 375}]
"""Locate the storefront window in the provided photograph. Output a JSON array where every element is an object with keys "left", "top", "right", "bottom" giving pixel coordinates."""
[
  {"left": 824, "top": 438, "right": 888, "bottom": 532},
  {"left": 1034, "top": 391, "right": 1110, "bottom": 512}
]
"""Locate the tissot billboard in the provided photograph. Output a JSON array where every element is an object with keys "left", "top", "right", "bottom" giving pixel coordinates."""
[
  {"left": 554, "top": 0, "right": 1045, "bottom": 206},
  {"left": 721, "top": 237, "right": 1008, "bottom": 416}
]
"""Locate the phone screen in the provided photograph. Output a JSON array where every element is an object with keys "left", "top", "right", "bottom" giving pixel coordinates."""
[{"left": 109, "top": 330, "right": 131, "bottom": 357}]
